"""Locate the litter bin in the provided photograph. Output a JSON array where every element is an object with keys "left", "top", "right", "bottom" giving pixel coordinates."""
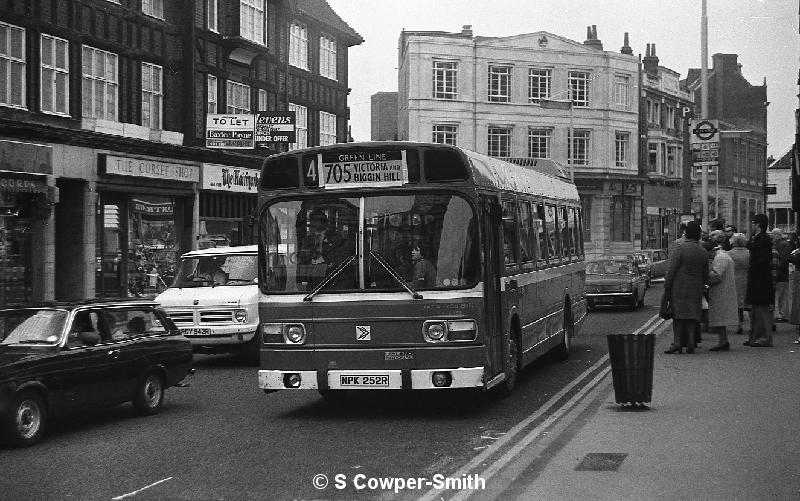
[{"left": 606, "top": 334, "right": 655, "bottom": 405}]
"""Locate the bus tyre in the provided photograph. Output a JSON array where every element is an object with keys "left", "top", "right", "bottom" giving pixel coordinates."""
[
  {"left": 2, "top": 391, "right": 46, "bottom": 447},
  {"left": 133, "top": 371, "right": 164, "bottom": 415},
  {"left": 553, "top": 306, "right": 572, "bottom": 362},
  {"left": 498, "top": 333, "right": 519, "bottom": 396}
]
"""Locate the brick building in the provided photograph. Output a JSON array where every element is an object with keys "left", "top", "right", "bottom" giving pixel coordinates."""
[
  {"left": 683, "top": 53, "right": 768, "bottom": 230},
  {"left": 370, "top": 91, "right": 398, "bottom": 141},
  {"left": 0, "top": 0, "right": 361, "bottom": 305}
]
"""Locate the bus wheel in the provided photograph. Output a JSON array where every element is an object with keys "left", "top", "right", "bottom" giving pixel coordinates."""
[
  {"left": 498, "top": 332, "right": 519, "bottom": 396},
  {"left": 553, "top": 306, "right": 573, "bottom": 361}
]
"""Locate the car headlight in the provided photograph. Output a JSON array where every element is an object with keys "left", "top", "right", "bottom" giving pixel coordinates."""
[{"left": 234, "top": 309, "right": 247, "bottom": 323}]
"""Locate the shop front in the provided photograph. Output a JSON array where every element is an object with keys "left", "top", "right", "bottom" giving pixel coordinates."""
[
  {"left": 199, "top": 163, "right": 260, "bottom": 249},
  {"left": 95, "top": 154, "right": 199, "bottom": 298},
  {"left": 0, "top": 140, "right": 54, "bottom": 307}
]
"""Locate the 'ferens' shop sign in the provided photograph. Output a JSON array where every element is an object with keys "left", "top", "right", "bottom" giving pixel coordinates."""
[
  {"left": 201, "top": 163, "right": 261, "bottom": 193},
  {"left": 100, "top": 154, "right": 200, "bottom": 183}
]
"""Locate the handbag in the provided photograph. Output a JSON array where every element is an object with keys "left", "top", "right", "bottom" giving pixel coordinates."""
[{"left": 659, "top": 291, "right": 674, "bottom": 320}]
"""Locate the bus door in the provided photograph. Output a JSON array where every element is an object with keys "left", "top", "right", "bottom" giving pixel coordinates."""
[{"left": 480, "top": 194, "right": 505, "bottom": 379}]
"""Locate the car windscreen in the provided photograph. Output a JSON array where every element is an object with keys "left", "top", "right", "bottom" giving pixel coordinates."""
[
  {"left": 0, "top": 309, "right": 68, "bottom": 345},
  {"left": 586, "top": 261, "right": 635, "bottom": 276},
  {"left": 260, "top": 192, "right": 480, "bottom": 293},
  {"left": 171, "top": 254, "right": 258, "bottom": 288}
]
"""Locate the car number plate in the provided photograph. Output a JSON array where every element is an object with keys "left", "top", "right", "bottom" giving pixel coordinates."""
[
  {"left": 181, "top": 328, "right": 212, "bottom": 336},
  {"left": 339, "top": 374, "right": 390, "bottom": 387}
]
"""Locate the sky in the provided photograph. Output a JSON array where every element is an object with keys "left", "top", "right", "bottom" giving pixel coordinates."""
[{"left": 327, "top": 0, "right": 799, "bottom": 158}]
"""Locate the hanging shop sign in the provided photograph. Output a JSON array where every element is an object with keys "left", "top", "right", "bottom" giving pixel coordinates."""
[
  {"left": 100, "top": 154, "right": 200, "bottom": 183},
  {"left": 206, "top": 112, "right": 296, "bottom": 149},
  {"left": 201, "top": 163, "right": 261, "bottom": 193}
]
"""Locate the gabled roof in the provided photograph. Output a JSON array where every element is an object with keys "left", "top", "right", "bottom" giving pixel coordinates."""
[
  {"left": 768, "top": 150, "right": 793, "bottom": 170},
  {"left": 291, "top": 0, "right": 363, "bottom": 45}
]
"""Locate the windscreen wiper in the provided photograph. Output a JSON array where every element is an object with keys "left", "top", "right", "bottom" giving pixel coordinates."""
[
  {"left": 303, "top": 254, "right": 357, "bottom": 302},
  {"left": 370, "top": 250, "right": 422, "bottom": 300}
]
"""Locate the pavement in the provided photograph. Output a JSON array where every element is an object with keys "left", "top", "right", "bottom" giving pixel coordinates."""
[{"left": 509, "top": 319, "right": 800, "bottom": 501}]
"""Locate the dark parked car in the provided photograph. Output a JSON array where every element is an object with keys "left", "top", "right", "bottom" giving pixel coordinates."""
[
  {"left": 0, "top": 300, "right": 193, "bottom": 447},
  {"left": 606, "top": 253, "right": 652, "bottom": 287},
  {"left": 640, "top": 249, "right": 669, "bottom": 280},
  {"left": 585, "top": 258, "right": 648, "bottom": 310}
]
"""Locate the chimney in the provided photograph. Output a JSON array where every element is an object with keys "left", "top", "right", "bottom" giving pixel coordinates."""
[
  {"left": 620, "top": 32, "right": 633, "bottom": 55},
  {"left": 583, "top": 25, "right": 603, "bottom": 50},
  {"left": 643, "top": 42, "right": 659, "bottom": 74},
  {"left": 712, "top": 53, "right": 738, "bottom": 74},
  {"left": 461, "top": 25, "right": 473, "bottom": 37}
]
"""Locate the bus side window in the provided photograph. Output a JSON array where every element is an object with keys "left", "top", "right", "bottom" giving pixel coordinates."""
[
  {"left": 561, "top": 207, "right": 574, "bottom": 259},
  {"left": 517, "top": 200, "right": 536, "bottom": 267},
  {"left": 501, "top": 200, "right": 518, "bottom": 270},
  {"left": 534, "top": 203, "right": 548, "bottom": 263},
  {"left": 544, "top": 204, "right": 559, "bottom": 261},
  {"left": 570, "top": 207, "right": 581, "bottom": 257},
  {"left": 577, "top": 208, "right": 586, "bottom": 254}
]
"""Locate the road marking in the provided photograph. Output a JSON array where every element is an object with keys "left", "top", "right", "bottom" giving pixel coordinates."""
[
  {"left": 111, "top": 477, "right": 173, "bottom": 500},
  {"left": 419, "top": 312, "right": 666, "bottom": 501}
]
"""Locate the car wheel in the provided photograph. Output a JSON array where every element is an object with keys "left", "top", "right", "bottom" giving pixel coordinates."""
[
  {"left": 133, "top": 372, "right": 164, "bottom": 415},
  {"left": 498, "top": 331, "right": 520, "bottom": 397},
  {"left": 245, "top": 328, "right": 261, "bottom": 367},
  {"left": 629, "top": 292, "right": 638, "bottom": 311},
  {"left": 2, "top": 391, "right": 46, "bottom": 447}
]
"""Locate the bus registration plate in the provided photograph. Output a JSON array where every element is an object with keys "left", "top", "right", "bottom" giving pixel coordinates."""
[{"left": 339, "top": 374, "right": 390, "bottom": 387}]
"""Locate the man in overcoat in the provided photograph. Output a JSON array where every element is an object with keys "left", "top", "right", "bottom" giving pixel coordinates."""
[
  {"left": 746, "top": 214, "right": 774, "bottom": 346},
  {"left": 664, "top": 220, "right": 709, "bottom": 353}
]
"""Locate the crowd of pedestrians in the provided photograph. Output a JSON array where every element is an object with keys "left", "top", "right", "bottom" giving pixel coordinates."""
[{"left": 661, "top": 214, "right": 800, "bottom": 354}]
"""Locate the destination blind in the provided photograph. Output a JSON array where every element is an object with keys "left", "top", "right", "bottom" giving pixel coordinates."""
[{"left": 315, "top": 150, "right": 407, "bottom": 189}]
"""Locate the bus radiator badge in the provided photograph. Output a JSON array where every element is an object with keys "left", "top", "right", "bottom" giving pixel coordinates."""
[{"left": 356, "top": 325, "right": 371, "bottom": 341}]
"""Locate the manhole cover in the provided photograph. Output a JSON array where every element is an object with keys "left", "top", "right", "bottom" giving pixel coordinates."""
[{"left": 575, "top": 452, "right": 628, "bottom": 471}]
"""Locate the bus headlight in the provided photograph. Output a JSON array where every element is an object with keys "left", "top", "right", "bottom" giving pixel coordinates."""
[
  {"left": 234, "top": 309, "right": 248, "bottom": 323},
  {"left": 423, "top": 321, "right": 447, "bottom": 342},
  {"left": 284, "top": 324, "right": 306, "bottom": 344},
  {"left": 447, "top": 319, "right": 477, "bottom": 341}
]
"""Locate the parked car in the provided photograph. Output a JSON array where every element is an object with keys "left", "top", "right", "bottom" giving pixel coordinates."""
[
  {"left": 0, "top": 300, "right": 193, "bottom": 447},
  {"left": 606, "top": 253, "right": 652, "bottom": 287},
  {"left": 585, "top": 258, "right": 648, "bottom": 311},
  {"left": 640, "top": 249, "right": 669, "bottom": 280},
  {"left": 155, "top": 245, "right": 260, "bottom": 365}
]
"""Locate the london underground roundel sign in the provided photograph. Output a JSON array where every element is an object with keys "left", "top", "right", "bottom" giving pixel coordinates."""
[{"left": 692, "top": 120, "right": 719, "bottom": 141}]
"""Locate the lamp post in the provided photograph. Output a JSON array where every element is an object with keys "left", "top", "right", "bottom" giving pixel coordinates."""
[{"left": 701, "top": 0, "right": 709, "bottom": 229}]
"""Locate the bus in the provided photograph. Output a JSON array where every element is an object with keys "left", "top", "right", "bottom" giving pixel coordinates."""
[{"left": 256, "top": 142, "right": 586, "bottom": 396}]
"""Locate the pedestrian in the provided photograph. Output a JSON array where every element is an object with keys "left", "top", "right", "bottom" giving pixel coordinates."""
[
  {"left": 745, "top": 214, "right": 774, "bottom": 347},
  {"left": 770, "top": 228, "right": 791, "bottom": 322},
  {"left": 790, "top": 246, "right": 800, "bottom": 344},
  {"left": 722, "top": 224, "right": 736, "bottom": 251},
  {"left": 664, "top": 220, "right": 709, "bottom": 354},
  {"left": 705, "top": 234, "right": 738, "bottom": 351},
  {"left": 727, "top": 232, "right": 750, "bottom": 335}
]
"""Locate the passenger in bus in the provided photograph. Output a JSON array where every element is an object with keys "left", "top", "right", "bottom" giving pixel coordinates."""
[{"left": 412, "top": 242, "right": 437, "bottom": 287}]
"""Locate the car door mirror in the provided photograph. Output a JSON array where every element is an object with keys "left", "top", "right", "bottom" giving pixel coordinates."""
[{"left": 78, "top": 331, "right": 101, "bottom": 346}]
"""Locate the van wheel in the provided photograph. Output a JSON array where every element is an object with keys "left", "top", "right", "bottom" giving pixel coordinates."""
[
  {"left": 245, "top": 328, "right": 261, "bottom": 367},
  {"left": 2, "top": 392, "right": 46, "bottom": 447},
  {"left": 133, "top": 372, "right": 164, "bottom": 415}
]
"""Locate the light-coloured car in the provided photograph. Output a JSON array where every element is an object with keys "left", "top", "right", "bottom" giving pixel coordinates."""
[
  {"left": 640, "top": 249, "right": 669, "bottom": 280},
  {"left": 155, "top": 245, "right": 260, "bottom": 365}
]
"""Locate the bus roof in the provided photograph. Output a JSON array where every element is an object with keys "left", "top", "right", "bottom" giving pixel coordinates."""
[{"left": 263, "top": 141, "right": 580, "bottom": 203}]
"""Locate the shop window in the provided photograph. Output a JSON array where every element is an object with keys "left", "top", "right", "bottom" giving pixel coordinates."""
[
  {"left": 128, "top": 195, "right": 179, "bottom": 297},
  {"left": 0, "top": 193, "right": 33, "bottom": 306}
]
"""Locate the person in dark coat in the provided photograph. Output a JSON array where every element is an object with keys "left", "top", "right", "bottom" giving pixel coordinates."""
[
  {"left": 745, "top": 214, "right": 774, "bottom": 347},
  {"left": 663, "top": 220, "right": 709, "bottom": 354}
]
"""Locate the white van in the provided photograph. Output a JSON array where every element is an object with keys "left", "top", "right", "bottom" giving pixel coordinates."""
[{"left": 155, "top": 245, "right": 260, "bottom": 365}]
